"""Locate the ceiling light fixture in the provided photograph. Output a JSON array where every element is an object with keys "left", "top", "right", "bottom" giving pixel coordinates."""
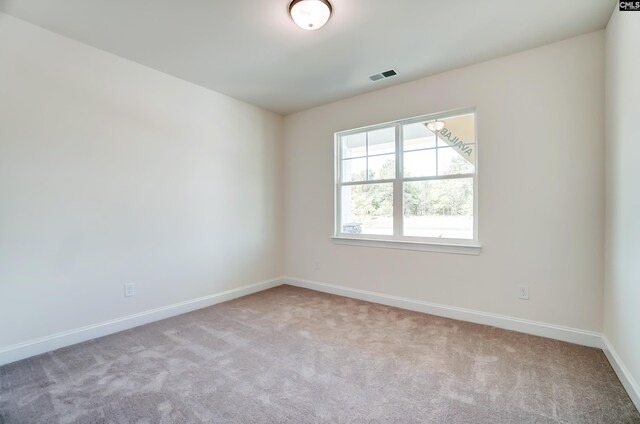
[
  {"left": 289, "top": 0, "right": 332, "bottom": 31},
  {"left": 426, "top": 120, "right": 445, "bottom": 132}
]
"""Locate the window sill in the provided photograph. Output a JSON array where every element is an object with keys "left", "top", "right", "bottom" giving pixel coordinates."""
[{"left": 331, "top": 236, "right": 481, "bottom": 255}]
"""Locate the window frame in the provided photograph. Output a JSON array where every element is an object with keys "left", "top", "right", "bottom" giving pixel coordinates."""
[{"left": 333, "top": 107, "right": 480, "bottom": 255}]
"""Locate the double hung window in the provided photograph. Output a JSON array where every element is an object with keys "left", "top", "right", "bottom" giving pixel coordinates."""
[{"left": 334, "top": 109, "right": 479, "bottom": 252}]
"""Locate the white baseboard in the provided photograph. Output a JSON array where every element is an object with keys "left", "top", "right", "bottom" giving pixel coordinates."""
[
  {"left": 0, "top": 278, "right": 281, "bottom": 366},
  {"left": 2, "top": 275, "right": 638, "bottom": 412},
  {"left": 282, "top": 277, "right": 604, "bottom": 348},
  {"left": 602, "top": 336, "right": 640, "bottom": 411}
]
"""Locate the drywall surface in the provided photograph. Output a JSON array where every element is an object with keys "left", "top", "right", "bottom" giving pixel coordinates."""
[
  {"left": 604, "top": 8, "right": 640, "bottom": 398},
  {"left": 0, "top": 13, "right": 283, "bottom": 348},
  {"left": 283, "top": 31, "right": 605, "bottom": 331}
]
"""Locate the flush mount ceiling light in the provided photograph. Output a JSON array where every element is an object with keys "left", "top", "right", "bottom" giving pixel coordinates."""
[
  {"left": 426, "top": 120, "right": 445, "bottom": 132},
  {"left": 289, "top": 0, "right": 332, "bottom": 31}
]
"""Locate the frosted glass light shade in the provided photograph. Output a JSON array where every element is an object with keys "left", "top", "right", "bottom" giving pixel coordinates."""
[
  {"left": 289, "top": 0, "right": 332, "bottom": 31},
  {"left": 426, "top": 121, "right": 445, "bottom": 132}
]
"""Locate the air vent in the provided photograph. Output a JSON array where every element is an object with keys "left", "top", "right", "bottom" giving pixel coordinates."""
[
  {"left": 381, "top": 69, "right": 397, "bottom": 77},
  {"left": 369, "top": 69, "right": 398, "bottom": 82}
]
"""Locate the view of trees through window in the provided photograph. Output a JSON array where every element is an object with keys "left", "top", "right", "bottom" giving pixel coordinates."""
[{"left": 337, "top": 111, "right": 476, "bottom": 241}]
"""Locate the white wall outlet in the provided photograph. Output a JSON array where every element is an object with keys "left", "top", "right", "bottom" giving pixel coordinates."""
[
  {"left": 313, "top": 260, "right": 320, "bottom": 271},
  {"left": 518, "top": 285, "right": 529, "bottom": 300},
  {"left": 124, "top": 283, "right": 136, "bottom": 297}
]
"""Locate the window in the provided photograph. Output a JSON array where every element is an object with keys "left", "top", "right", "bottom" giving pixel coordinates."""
[{"left": 334, "top": 109, "right": 479, "bottom": 253}]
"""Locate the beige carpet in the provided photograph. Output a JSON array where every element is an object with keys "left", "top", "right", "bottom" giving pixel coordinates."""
[{"left": 1, "top": 285, "right": 638, "bottom": 423}]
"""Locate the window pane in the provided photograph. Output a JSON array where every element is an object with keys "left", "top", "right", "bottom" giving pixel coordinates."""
[
  {"left": 438, "top": 114, "right": 476, "bottom": 152},
  {"left": 341, "top": 157, "right": 367, "bottom": 182},
  {"left": 341, "top": 183, "right": 393, "bottom": 235},
  {"left": 368, "top": 154, "right": 395, "bottom": 180},
  {"left": 438, "top": 146, "right": 475, "bottom": 176},
  {"left": 403, "top": 149, "right": 436, "bottom": 178},
  {"left": 440, "top": 113, "right": 475, "bottom": 142},
  {"left": 368, "top": 127, "right": 395, "bottom": 155},
  {"left": 403, "top": 122, "right": 437, "bottom": 151},
  {"left": 403, "top": 179, "right": 473, "bottom": 239},
  {"left": 342, "top": 132, "right": 366, "bottom": 158}
]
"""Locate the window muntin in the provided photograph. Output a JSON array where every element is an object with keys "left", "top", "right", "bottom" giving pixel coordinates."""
[{"left": 335, "top": 109, "right": 478, "bottom": 245}]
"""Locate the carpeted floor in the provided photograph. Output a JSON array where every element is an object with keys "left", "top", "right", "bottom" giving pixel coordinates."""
[{"left": 1, "top": 285, "right": 638, "bottom": 424}]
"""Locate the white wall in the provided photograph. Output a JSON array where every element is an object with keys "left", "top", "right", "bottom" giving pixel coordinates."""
[
  {"left": 0, "top": 9, "right": 613, "bottom": 365},
  {"left": 604, "top": 9, "right": 640, "bottom": 399},
  {"left": 284, "top": 31, "right": 605, "bottom": 332},
  {"left": 0, "top": 13, "right": 283, "bottom": 349}
]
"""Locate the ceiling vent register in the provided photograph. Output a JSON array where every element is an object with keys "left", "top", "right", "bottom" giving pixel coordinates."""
[{"left": 369, "top": 69, "right": 398, "bottom": 82}]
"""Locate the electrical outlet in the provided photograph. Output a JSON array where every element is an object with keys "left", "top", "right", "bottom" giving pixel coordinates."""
[
  {"left": 313, "top": 260, "right": 320, "bottom": 271},
  {"left": 124, "top": 283, "right": 136, "bottom": 297},
  {"left": 518, "top": 285, "right": 529, "bottom": 300}
]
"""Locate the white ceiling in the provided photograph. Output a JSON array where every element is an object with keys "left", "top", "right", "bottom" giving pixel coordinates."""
[{"left": 0, "top": 0, "right": 616, "bottom": 115}]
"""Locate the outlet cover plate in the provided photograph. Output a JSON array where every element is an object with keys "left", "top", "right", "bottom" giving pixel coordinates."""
[{"left": 518, "top": 285, "right": 529, "bottom": 300}]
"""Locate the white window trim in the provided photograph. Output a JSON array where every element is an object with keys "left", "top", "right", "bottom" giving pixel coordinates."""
[
  {"left": 331, "top": 236, "right": 481, "bottom": 255},
  {"left": 333, "top": 107, "right": 480, "bottom": 254}
]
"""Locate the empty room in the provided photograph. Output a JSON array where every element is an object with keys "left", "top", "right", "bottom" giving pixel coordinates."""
[{"left": 0, "top": 0, "right": 639, "bottom": 422}]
